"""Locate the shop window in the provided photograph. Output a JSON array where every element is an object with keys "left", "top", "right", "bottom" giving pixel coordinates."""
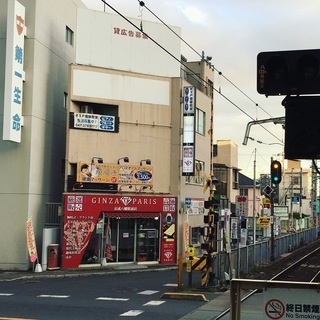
[{"left": 191, "top": 227, "right": 201, "bottom": 245}]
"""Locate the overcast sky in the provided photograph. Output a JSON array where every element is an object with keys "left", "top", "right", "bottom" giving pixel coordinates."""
[{"left": 81, "top": 0, "right": 320, "bottom": 178}]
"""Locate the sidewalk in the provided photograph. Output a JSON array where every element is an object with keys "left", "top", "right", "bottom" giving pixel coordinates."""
[
  {"left": 177, "top": 290, "right": 230, "bottom": 320},
  {"left": 0, "top": 263, "right": 177, "bottom": 281}
]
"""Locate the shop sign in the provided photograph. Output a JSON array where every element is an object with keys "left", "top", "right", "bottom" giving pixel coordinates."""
[
  {"left": 26, "top": 219, "right": 38, "bottom": 263},
  {"left": 3, "top": 0, "right": 26, "bottom": 143},
  {"left": 77, "top": 162, "right": 153, "bottom": 187},
  {"left": 65, "top": 194, "right": 176, "bottom": 213},
  {"left": 185, "top": 197, "right": 205, "bottom": 214},
  {"left": 236, "top": 195, "right": 248, "bottom": 216},
  {"left": 73, "top": 113, "right": 116, "bottom": 132}
]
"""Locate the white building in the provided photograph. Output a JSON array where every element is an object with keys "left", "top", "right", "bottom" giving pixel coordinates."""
[{"left": 0, "top": 0, "right": 215, "bottom": 270}]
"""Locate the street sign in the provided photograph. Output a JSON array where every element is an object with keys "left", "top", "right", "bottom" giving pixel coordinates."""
[
  {"left": 263, "top": 185, "right": 273, "bottom": 196},
  {"left": 257, "top": 216, "right": 271, "bottom": 228},
  {"left": 235, "top": 195, "right": 248, "bottom": 216},
  {"left": 264, "top": 288, "right": 320, "bottom": 319}
]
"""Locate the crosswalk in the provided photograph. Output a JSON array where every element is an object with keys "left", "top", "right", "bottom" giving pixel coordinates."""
[{"left": 0, "top": 283, "right": 178, "bottom": 318}]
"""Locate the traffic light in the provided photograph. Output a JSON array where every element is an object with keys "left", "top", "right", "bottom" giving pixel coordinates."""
[
  {"left": 271, "top": 160, "right": 282, "bottom": 184},
  {"left": 282, "top": 96, "right": 320, "bottom": 160},
  {"left": 257, "top": 49, "right": 320, "bottom": 96}
]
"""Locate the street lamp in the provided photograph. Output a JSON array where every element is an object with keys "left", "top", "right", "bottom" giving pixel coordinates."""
[
  {"left": 140, "top": 159, "right": 151, "bottom": 165},
  {"left": 117, "top": 157, "right": 129, "bottom": 164},
  {"left": 91, "top": 157, "right": 103, "bottom": 164}
]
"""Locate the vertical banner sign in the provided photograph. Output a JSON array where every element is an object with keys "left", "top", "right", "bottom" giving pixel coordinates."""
[
  {"left": 182, "top": 86, "right": 196, "bottom": 176},
  {"left": 26, "top": 219, "right": 38, "bottom": 263},
  {"left": 3, "top": 0, "right": 26, "bottom": 143}
]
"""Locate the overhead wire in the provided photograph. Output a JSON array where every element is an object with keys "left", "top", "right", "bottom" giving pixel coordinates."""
[
  {"left": 101, "top": 0, "right": 282, "bottom": 143},
  {"left": 137, "top": 0, "right": 274, "bottom": 119}
]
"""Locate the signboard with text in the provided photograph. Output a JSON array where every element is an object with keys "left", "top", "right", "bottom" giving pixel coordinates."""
[
  {"left": 3, "top": 0, "right": 26, "bottom": 142},
  {"left": 73, "top": 113, "right": 116, "bottom": 132},
  {"left": 76, "top": 162, "right": 153, "bottom": 188}
]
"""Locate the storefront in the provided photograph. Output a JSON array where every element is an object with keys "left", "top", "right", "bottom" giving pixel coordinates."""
[{"left": 61, "top": 193, "right": 177, "bottom": 269}]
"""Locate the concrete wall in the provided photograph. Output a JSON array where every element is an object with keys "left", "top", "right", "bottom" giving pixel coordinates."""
[{"left": 0, "top": 0, "right": 81, "bottom": 270}]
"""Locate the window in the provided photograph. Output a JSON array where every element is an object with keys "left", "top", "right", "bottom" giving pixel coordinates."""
[
  {"left": 66, "top": 26, "right": 74, "bottom": 45},
  {"left": 240, "top": 188, "right": 248, "bottom": 196},
  {"left": 191, "top": 227, "right": 201, "bottom": 245},
  {"left": 63, "top": 92, "right": 68, "bottom": 109},
  {"left": 185, "top": 160, "right": 204, "bottom": 185},
  {"left": 233, "top": 168, "right": 239, "bottom": 189},
  {"left": 291, "top": 176, "right": 300, "bottom": 185},
  {"left": 196, "top": 108, "right": 205, "bottom": 135}
]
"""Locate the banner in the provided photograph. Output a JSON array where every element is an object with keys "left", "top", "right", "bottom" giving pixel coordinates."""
[
  {"left": 26, "top": 219, "right": 38, "bottom": 263},
  {"left": 105, "top": 218, "right": 113, "bottom": 261}
]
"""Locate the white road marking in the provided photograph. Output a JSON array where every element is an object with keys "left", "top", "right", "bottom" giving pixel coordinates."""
[
  {"left": 0, "top": 293, "right": 14, "bottom": 296},
  {"left": 120, "top": 310, "right": 144, "bottom": 317},
  {"left": 96, "top": 297, "right": 129, "bottom": 301},
  {"left": 137, "top": 290, "right": 159, "bottom": 295},
  {"left": 37, "top": 295, "right": 69, "bottom": 299},
  {"left": 143, "top": 300, "right": 166, "bottom": 306},
  {"left": 163, "top": 283, "right": 178, "bottom": 287}
]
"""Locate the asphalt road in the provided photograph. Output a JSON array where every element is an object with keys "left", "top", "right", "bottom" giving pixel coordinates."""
[{"left": 0, "top": 269, "right": 210, "bottom": 320}]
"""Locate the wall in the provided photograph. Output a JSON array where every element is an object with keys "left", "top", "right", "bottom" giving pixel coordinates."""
[{"left": 0, "top": 0, "right": 80, "bottom": 270}]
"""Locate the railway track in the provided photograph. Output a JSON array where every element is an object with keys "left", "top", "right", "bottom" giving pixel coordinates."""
[
  {"left": 271, "top": 246, "right": 320, "bottom": 282},
  {"left": 214, "top": 240, "right": 320, "bottom": 319}
]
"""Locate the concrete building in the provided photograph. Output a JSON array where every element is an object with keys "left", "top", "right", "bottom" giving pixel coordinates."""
[
  {"left": 1, "top": 0, "right": 215, "bottom": 270},
  {"left": 0, "top": 0, "right": 85, "bottom": 270}
]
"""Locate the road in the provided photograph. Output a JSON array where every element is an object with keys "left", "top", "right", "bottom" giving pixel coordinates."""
[{"left": 0, "top": 269, "right": 210, "bottom": 320}]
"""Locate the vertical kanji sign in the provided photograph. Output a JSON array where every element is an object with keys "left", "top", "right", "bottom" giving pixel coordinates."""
[{"left": 3, "top": 0, "right": 26, "bottom": 143}]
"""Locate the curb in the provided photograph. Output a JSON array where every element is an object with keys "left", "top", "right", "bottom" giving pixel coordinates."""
[{"left": 161, "top": 292, "right": 208, "bottom": 301}]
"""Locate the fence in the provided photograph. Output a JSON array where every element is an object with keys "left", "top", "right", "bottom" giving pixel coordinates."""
[{"left": 216, "top": 226, "right": 319, "bottom": 282}]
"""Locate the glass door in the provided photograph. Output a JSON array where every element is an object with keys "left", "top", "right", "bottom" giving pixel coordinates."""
[
  {"left": 136, "top": 218, "right": 159, "bottom": 262},
  {"left": 118, "top": 218, "right": 135, "bottom": 262}
]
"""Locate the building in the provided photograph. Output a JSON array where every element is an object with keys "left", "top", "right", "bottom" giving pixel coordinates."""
[
  {"left": 1, "top": 0, "right": 215, "bottom": 270},
  {"left": 212, "top": 140, "right": 240, "bottom": 210},
  {"left": 0, "top": 0, "right": 84, "bottom": 270}
]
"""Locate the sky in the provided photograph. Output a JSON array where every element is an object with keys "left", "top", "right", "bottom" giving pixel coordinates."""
[{"left": 81, "top": 0, "right": 320, "bottom": 178}]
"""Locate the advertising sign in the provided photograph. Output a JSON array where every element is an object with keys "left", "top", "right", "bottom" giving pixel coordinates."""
[
  {"left": 77, "top": 162, "right": 119, "bottom": 183},
  {"left": 73, "top": 113, "right": 116, "bottom": 132},
  {"left": 26, "top": 219, "right": 38, "bottom": 263},
  {"left": 236, "top": 195, "right": 248, "bottom": 216},
  {"left": 3, "top": 0, "right": 26, "bottom": 142},
  {"left": 185, "top": 197, "right": 205, "bottom": 215},
  {"left": 182, "top": 86, "right": 196, "bottom": 176},
  {"left": 76, "top": 162, "right": 153, "bottom": 187},
  {"left": 182, "top": 145, "right": 194, "bottom": 175}
]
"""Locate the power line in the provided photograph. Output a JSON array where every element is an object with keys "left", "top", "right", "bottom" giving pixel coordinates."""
[
  {"left": 100, "top": 0, "right": 282, "bottom": 143},
  {"left": 137, "top": 0, "right": 273, "bottom": 119}
]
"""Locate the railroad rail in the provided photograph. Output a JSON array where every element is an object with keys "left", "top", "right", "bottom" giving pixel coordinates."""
[{"left": 214, "top": 240, "right": 320, "bottom": 319}]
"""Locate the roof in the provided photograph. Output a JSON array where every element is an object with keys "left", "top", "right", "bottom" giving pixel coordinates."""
[{"left": 239, "top": 172, "right": 260, "bottom": 188}]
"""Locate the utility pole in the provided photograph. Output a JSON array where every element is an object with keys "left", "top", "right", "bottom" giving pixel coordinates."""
[{"left": 253, "top": 148, "right": 257, "bottom": 244}]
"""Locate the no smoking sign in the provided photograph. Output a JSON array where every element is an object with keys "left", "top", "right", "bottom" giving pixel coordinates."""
[{"left": 265, "top": 299, "right": 285, "bottom": 319}]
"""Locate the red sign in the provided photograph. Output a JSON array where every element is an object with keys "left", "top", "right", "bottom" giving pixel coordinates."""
[
  {"left": 65, "top": 194, "right": 175, "bottom": 213},
  {"left": 26, "top": 219, "right": 38, "bottom": 263}
]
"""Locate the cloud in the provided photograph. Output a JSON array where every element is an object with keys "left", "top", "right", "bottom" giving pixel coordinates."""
[{"left": 182, "top": 6, "right": 207, "bottom": 24}]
